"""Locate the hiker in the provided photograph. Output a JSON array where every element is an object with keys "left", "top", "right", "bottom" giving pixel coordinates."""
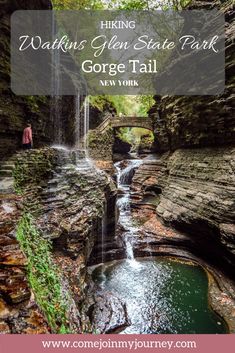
[{"left": 22, "top": 122, "right": 33, "bottom": 150}]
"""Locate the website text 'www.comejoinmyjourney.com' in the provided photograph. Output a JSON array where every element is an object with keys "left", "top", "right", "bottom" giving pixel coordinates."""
[{"left": 41, "top": 338, "right": 197, "bottom": 350}]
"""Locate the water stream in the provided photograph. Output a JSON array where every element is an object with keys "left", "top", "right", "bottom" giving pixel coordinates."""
[
  {"left": 115, "top": 159, "right": 143, "bottom": 263},
  {"left": 48, "top": 71, "right": 228, "bottom": 333},
  {"left": 91, "top": 157, "right": 228, "bottom": 334},
  {"left": 51, "top": 13, "right": 63, "bottom": 145}
]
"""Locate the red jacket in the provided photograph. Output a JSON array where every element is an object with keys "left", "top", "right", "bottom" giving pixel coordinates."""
[{"left": 22, "top": 127, "right": 32, "bottom": 144}]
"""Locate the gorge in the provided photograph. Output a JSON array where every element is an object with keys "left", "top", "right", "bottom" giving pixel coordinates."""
[{"left": 0, "top": 0, "right": 235, "bottom": 336}]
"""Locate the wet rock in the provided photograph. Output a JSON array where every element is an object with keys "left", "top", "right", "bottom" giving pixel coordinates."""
[
  {"left": 207, "top": 270, "right": 235, "bottom": 333},
  {"left": 130, "top": 158, "right": 166, "bottom": 211},
  {"left": 7, "top": 304, "right": 49, "bottom": 334},
  {"left": 128, "top": 146, "right": 235, "bottom": 274},
  {"left": 113, "top": 134, "right": 132, "bottom": 155},
  {"left": 0, "top": 321, "right": 10, "bottom": 334},
  {"left": 0, "top": 189, "right": 49, "bottom": 333},
  {"left": 0, "top": 235, "right": 27, "bottom": 266},
  {"left": 94, "top": 161, "right": 116, "bottom": 178},
  {"left": 0, "top": 267, "right": 30, "bottom": 304},
  {"left": 91, "top": 290, "right": 130, "bottom": 334},
  {"left": 7, "top": 147, "right": 117, "bottom": 332},
  {"left": 0, "top": 298, "right": 10, "bottom": 319},
  {"left": 156, "top": 148, "right": 235, "bottom": 264},
  {"left": 220, "top": 224, "right": 235, "bottom": 254}
]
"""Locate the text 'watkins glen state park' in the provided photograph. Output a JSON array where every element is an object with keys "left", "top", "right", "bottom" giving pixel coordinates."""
[{"left": 11, "top": 10, "right": 225, "bottom": 95}]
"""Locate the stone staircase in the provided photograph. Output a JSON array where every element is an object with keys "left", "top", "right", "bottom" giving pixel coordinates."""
[{"left": 0, "top": 157, "right": 17, "bottom": 194}]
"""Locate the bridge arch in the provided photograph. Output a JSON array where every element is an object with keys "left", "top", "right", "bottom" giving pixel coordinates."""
[
  {"left": 96, "top": 115, "right": 154, "bottom": 134},
  {"left": 111, "top": 118, "right": 153, "bottom": 131}
]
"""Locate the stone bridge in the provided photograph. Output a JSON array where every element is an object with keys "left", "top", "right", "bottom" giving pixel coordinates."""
[{"left": 97, "top": 115, "right": 154, "bottom": 134}]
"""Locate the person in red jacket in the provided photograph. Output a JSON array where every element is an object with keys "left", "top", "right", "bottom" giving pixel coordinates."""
[{"left": 22, "top": 122, "right": 33, "bottom": 150}]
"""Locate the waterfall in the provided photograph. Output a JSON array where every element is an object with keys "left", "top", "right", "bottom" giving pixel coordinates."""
[
  {"left": 74, "top": 95, "right": 90, "bottom": 151},
  {"left": 101, "top": 199, "right": 107, "bottom": 264},
  {"left": 72, "top": 95, "right": 93, "bottom": 171},
  {"left": 99, "top": 198, "right": 107, "bottom": 286},
  {"left": 83, "top": 96, "right": 90, "bottom": 151},
  {"left": 75, "top": 94, "right": 81, "bottom": 148},
  {"left": 51, "top": 12, "right": 62, "bottom": 144},
  {"left": 115, "top": 159, "right": 143, "bottom": 265},
  {"left": 50, "top": 14, "right": 90, "bottom": 150},
  {"left": 125, "top": 237, "right": 135, "bottom": 260},
  {"left": 119, "top": 160, "right": 143, "bottom": 185}
]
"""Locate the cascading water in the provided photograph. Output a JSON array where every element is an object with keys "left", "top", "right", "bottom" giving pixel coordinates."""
[
  {"left": 51, "top": 12, "right": 63, "bottom": 144},
  {"left": 83, "top": 96, "right": 90, "bottom": 151},
  {"left": 101, "top": 199, "right": 107, "bottom": 265},
  {"left": 92, "top": 157, "right": 228, "bottom": 333},
  {"left": 74, "top": 95, "right": 90, "bottom": 149},
  {"left": 99, "top": 198, "right": 108, "bottom": 286},
  {"left": 75, "top": 94, "right": 81, "bottom": 148},
  {"left": 54, "top": 94, "right": 91, "bottom": 173},
  {"left": 73, "top": 96, "right": 93, "bottom": 171},
  {"left": 115, "top": 159, "right": 143, "bottom": 263}
]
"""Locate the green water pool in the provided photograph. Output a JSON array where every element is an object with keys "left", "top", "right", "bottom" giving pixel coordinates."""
[{"left": 92, "top": 257, "right": 228, "bottom": 334}]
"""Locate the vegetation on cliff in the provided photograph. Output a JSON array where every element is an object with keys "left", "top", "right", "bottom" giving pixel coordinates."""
[
  {"left": 17, "top": 213, "right": 71, "bottom": 333},
  {"left": 53, "top": 0, "right": 191, "bottom": 10},
  {"left": 13, "top": 149, "right": 56, "bottom": 195}
]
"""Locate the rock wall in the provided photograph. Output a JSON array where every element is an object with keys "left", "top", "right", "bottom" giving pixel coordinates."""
[
  {"left": 131, "top": 157, "right": 167, "bottom": 212},
  {"left": 88, "top": 101, "right": 117, "bottom": 161},
  {"left": 133, "top": 0, "right": 235, "bottom": 271},
  {"left": 0, "top": 148, "right": 116, "bottom": 332},
  {"left": 0, "top": 1, "right": 51, "bottom": 160},
  {"left": 156, "top": 148, "right": 235, "bottom": 265},
  {"left": 0, "top": 0, "right": 78, "bottom": 160},
  {"left": 150, "top": 0, "right": 235, "bottom": 151},
  {"left": 0, "top": 158, "right": 50, "bottom": 333},
  {"left": 88, "top": 129, "right": 115, "bottom": 161},
  {"left": 131, "top": 148, "right": 235, "bottom": 272}
]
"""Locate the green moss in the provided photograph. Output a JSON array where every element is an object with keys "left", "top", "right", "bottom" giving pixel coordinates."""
[
  {"left": 16, "top": 213, "right": 71, "bottom": 333},
  {"left": 13, "top": 149, "right": 56, "bottom": 194},
  {"left": 88, "top": 128, "right": 113, "bottom": 148}
]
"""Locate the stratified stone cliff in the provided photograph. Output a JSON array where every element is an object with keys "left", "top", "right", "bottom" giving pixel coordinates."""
[
  {"left": 150, "top": 0, "right": 235, "bottom": 151},
  {"left": 134, "top": 0, "right": 235, "bottom": 269},
  {"left": 0, "top": 0, "right": 78, "bottom": 160},
  {"left": 156, "top": 148, "right": 235, "bottom": 261},
  {"left": 0, "top": 148, "right": 116, "bottom": 332},
  {"left": 0, "top": 1, "right": 52, "bottom": 160}
]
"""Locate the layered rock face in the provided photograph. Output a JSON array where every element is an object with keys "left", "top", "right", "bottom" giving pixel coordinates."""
[
  {"left": 150, "top": 0, "right": 235, "bottom": 151},
  {"left": 0, "top": 162, "right": 49, "bottom": 333},
  {"left": 0, "top": 0, "right": 79, "bottom": 160},
  {"left": 0, "top": 1, "right": 51, "bottom": 160},
  {"left": 131, "top": 157, "right": 167, "bottom": 213},
  {"left": 112, "top": 131, "right": 132, "bottom": 162},
  {"left": 14, "top": 148, "right": 115, "bottom": 290},
  {"left": 88, "top": 129, "right": 115, "bottom": 161},
  {"left": 0, "top": 148, "right": 117, "bottom": 332},
  {"left": 133, "top": 0, "right": 235, "bottom": 270},
  {"left": 156, "top": 148, "right": 235, "bottom": 262}
]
